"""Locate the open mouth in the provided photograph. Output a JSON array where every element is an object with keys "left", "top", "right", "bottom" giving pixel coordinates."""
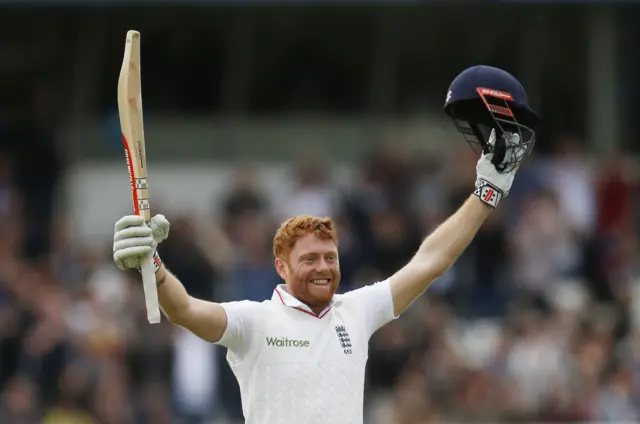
[{"left": 310, "top": 279, "right": 331, "bottom": 286}]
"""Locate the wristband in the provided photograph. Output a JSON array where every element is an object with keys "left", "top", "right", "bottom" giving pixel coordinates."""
[
  {"left": 474, "top": 179, "right": 503, "bottom": 208},
  {"left": 156, "top": 271, "right": 167, "bottom": 288}
]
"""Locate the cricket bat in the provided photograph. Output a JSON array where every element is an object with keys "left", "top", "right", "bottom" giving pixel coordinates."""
[{"left": 117, "top": 30, "right": 161, "bottom": 324}]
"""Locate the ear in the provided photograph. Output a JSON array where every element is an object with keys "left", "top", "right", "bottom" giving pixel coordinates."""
[{"left": 274, "top": 257, "right": 288, "bottom": 281}]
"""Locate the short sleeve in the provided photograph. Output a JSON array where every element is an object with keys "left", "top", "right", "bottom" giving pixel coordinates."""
[
  {"left": 340, "top": 279, "right": 398, "bottom": 339},
  {"left": 215, "top": 300, "right": 261, "bottom": 363}
]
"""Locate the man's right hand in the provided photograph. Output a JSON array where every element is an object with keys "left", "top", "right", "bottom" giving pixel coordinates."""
[
  {"left": 113, "top": 214, "right": 170, "bottom": 271},
  {"left": 112, "top": 214, "right": 230, "bottom": 343}
]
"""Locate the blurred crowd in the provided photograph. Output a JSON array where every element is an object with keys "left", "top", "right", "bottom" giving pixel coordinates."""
[{"left": 0, "top": 112, "right": 639, "bottom": 424}]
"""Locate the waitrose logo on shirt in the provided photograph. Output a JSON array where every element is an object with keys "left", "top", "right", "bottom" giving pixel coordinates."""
[{"left": 266, "top": 337, "right": 310, "bottom": 348}]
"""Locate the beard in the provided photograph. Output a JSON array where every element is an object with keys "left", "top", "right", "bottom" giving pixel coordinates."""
[{"left": 289, "top": 272, "right": 340, "bottom": 310}]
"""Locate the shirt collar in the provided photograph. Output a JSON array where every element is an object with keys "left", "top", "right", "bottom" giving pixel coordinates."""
[{"left": 272, "top": 284, "right": 335, "bottom": 318}]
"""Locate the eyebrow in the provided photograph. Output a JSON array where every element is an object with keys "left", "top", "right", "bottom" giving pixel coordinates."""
[{"left": 299, "top": 251, "right": 338, "bottom": 259}]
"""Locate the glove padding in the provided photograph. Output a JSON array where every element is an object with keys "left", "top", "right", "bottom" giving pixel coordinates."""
[
  {"left": 474, "top": 129, "right": 520, "bottom": 208},
  {"left": 113, "top": 214, "right": 170, "bottom": 271}
]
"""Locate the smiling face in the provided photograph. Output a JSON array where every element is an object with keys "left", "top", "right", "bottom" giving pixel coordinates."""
[{"left": 273, "top": 216, "right": 340, "bottom": 314}]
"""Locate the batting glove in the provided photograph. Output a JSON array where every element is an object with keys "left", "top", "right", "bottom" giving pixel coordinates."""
[
  {"left": 113, "top": 214, "right": 170, "bottom": 272},
  {"left": 474, "top": 129, "right": 520, "bottom": 208}
]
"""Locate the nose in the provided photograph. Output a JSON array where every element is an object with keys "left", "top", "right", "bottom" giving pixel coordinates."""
[{"left": 315, "top": 258, "right": 330, "bottom": 272}]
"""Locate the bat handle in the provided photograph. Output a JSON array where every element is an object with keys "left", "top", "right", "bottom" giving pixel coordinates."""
[{"left": 140, "top": 253, "right": 161, "bottom": 324}]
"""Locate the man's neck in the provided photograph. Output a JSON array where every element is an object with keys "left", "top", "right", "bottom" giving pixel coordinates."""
[{"left": 281, "top": 285, "right": 330, "bottom": 316}]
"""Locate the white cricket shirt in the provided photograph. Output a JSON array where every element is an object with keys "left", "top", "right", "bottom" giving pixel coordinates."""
[{"left": 215, "top": 279, "right": 398, "bottom": 424}]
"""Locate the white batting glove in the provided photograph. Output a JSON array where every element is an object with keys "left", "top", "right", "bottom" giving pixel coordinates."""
[
  {"left": 474, "top": 129, "right": 520, "bottom": 208},
  {"left": 113, "top": 214, "right": 170, "bottom": 271},
  {"left": 148, "top": 214, "right": 170, "bottom": 244}
]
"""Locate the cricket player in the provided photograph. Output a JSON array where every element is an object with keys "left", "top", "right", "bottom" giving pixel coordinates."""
[{"left": 111, "top": 66, "right": 538, "bottom": 424}]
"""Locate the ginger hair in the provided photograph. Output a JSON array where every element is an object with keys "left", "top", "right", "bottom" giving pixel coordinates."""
[{"left": 273, "top": 215, "right": 338, "bottom": 259}]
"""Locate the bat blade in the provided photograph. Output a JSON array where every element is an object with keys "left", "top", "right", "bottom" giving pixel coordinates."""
[{"left": 117, "top": 30, "right": 161, "bottom": 324}]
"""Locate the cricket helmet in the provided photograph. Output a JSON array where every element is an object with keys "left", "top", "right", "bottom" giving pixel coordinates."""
[{"left": 444, "top": 65, "right": 539, "bottom": 173}]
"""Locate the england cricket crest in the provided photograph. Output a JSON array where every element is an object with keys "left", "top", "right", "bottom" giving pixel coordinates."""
[{"left": 334, "top": 325, "right": 352, "bottom": 355}]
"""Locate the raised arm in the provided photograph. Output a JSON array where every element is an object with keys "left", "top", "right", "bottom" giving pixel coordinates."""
[
  {"left": 388, "top": 195, "right": 491, "bottom": 315},
  {"left": 154, "top": 265, "right": 228, "bottom": 342},
  {"left": 113, "top": 215, "right": 228, "bottom": 342},
  {"left": 388, "top": 143, "right": 517, "bottom": 316}
]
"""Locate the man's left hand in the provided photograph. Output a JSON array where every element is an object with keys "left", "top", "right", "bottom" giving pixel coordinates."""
[{"left": 474, "top": 129, "right": 520, "bottom": 208}]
